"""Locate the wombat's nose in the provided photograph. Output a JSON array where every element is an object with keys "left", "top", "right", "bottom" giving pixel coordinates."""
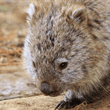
[{"left": 40, "top": 82, "right": 53, "bottom": 95}]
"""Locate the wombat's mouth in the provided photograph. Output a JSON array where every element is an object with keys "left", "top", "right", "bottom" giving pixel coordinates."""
[
  {"left": 40, "top": 90, "right": 62, "bottom": 97},
  {"left": 49, "top": 91, "right": 62, "bottom": 97}
]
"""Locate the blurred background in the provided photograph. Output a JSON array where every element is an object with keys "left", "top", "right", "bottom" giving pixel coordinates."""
[{"left": 0, "top": 0, "right": 39, "bottom": 100}]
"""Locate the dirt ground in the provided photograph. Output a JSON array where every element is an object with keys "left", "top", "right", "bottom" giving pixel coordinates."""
[{"left": 0, "top": 0, "right": 110, "bottom": 110}]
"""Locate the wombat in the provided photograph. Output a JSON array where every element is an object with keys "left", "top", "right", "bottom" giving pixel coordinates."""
[{"left": 23, "top": 0, "right": 110, "bottom": 109}]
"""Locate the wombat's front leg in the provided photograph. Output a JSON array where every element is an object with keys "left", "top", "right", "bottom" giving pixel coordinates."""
[{"left": 55, "top": 90, "right": 84, "bottom": 109}]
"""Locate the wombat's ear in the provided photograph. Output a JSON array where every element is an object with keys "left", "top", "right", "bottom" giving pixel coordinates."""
[
  {"left": 66, "top": 6, "right": 87, "bottom": 26},
  {"left": 26, "top": 3, "right": 35, "bottom": 19}
]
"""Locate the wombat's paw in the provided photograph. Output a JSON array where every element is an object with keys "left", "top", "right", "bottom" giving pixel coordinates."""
[{"left": 55, "top": 100, "right": 76, "bottom": 110}]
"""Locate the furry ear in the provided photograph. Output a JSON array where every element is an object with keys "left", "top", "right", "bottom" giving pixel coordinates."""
[
  {"left": 66, "top": 5, "right": 87, "bottom": 25},
  {"left": 27, "top": 3, "right": 35, "bottom": 18}
]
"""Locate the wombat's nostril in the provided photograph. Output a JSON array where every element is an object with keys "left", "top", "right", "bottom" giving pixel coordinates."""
[{"left": 40, "top": 82, "right": 53, "bottom": 95}]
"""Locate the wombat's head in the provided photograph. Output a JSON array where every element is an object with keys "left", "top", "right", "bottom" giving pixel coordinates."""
[{"left": 23, "top": 1, "right": 107, "bottom": 96}]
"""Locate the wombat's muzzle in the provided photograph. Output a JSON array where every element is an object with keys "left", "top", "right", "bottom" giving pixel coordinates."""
[{"left": 40, "top": 82, "right": 53, "bottom": 95}]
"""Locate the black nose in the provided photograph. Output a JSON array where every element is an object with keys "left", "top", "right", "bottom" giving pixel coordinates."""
[{"left": 40, "top": 82, "right": 52, "bottom": 95}]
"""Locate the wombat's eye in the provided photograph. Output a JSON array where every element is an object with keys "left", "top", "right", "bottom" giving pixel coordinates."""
[
  {"left": 32, "top": 61, "right": 36, "bottom": 67},
  {"left": 59, "top": 62, "right": 68, "bottom": 70}
]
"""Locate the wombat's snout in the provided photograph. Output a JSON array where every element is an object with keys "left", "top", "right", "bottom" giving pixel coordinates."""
[{"left": 40, "top": 82, "right": 53, "bottom": 95}]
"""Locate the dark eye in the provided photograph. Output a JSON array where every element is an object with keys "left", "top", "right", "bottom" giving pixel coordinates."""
[
  {"left": 32, "top": 61, "right": 36, "bottom": 67},
  {"left": 59, "top": 62, "right": 68, "bottom": 70}
]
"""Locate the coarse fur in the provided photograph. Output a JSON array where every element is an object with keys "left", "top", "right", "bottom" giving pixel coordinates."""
[{"left": 23, "top": 0, "right": 110, "bottom": 109}]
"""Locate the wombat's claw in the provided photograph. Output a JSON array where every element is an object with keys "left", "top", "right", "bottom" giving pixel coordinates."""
[
  {"left": 55, "top": 100, "right": 74, "bottom": 109},
  {"left": 55, "top": 100, "right": 66, "bottom": 110}
]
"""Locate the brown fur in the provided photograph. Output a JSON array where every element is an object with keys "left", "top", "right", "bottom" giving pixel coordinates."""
[{"left": 23, "top": 0, "right": 110, "bottom": 109}]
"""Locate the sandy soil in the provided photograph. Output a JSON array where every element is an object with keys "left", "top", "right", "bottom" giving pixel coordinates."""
[
  {"left": 0, "top": 0, "right": 110, "bottom": 110},
  {"left": 0, "top": 94, "right": 110, "bottom": 110}
]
